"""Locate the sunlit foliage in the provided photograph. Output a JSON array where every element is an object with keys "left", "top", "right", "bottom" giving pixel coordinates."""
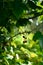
[{"left": 0, "top": 0, "right": 43, "bottom": 65}]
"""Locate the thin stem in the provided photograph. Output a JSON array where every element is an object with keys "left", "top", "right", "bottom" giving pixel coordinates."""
[{"left": 8, "top": 22, "right": 43, "bottom": 41}]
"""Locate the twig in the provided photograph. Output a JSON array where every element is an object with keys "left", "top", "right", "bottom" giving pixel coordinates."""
[
  {"left": 27, "top": 11, "right": 43, "bottom": 19},
  {"left": 8, "top": 22, "right": 43, "bottom": 41}
]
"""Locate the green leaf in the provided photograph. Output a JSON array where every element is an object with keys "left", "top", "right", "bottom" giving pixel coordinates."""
[
  {"left": 33, "top": 31, "right": 42, "bottom": 41},
  {"left": 11, "top": 0, "right": 27, "bottom": 19},
  {"left": 41, "top": 1, "right": 43, "bottom": 5},
  {"left": 39, "top": 35, "right": 43, "bottom": 49},
  {"left": 27, "top": 0, "right": 42, "bottom": 9},
  {"left": 16, "top": 18, "right": 31, "bottom": 27}
]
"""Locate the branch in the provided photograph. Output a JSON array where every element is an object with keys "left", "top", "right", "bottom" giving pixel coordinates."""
[
  {"left": 8, "top": 22, "right": 43, "bottom": 42},
  {"left": 27, "top": 11, "right": 43, "bottom": 19}
]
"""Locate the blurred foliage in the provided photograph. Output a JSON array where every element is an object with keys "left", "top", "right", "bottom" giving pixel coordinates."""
[{"left": 0, "top": 0, "right": 43, "bottom": 65}]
